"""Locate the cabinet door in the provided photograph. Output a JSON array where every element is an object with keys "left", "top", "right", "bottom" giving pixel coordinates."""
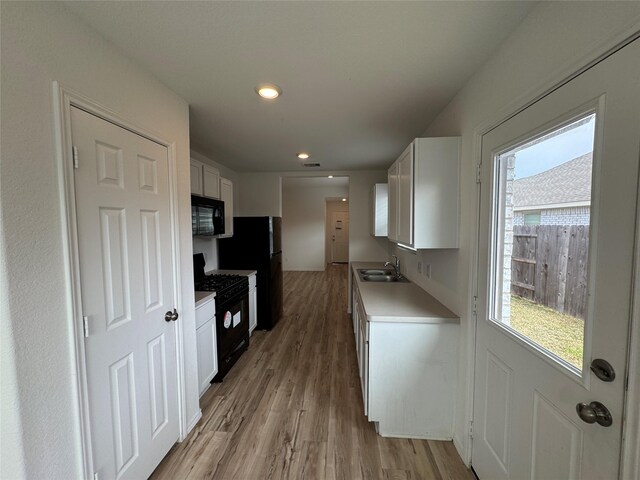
[
  {"left": 387, "top": 163, "right": 399, "bottom": 242},
  {"left": 397, "top": 143, "right": 413, "bottom": 246},
  {"left": 248, "top": 286, "right": 257, "bottom": 334},
  {"left": 371, "top": 183, "right": 388, "bottom": 237},
  {"left": 220, "top": 177, "right": 233, "bottom": 237},
  {"left": 413, "top": 137, "right": 460, "bottom": 248},
  {"left": 202, "top": 164, "right": 220, "bottom": 199},
  {"left": 196, "top": 319, "right": 218, "bottom": 395},
  {"left": 357, "top": 300, "right": 369, "bottom": 416},
  {"left": 190, "top": 159, "right": 203, "bottom": 196}
]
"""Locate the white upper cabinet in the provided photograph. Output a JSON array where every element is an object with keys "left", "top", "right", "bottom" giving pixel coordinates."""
[
  {"left": 397, "top": 144, "right": 414, "bottom": 245},
  {"left": 202, "top": 164, "right": 220, "bottom": 199},
  {"left": 219, "top": 177, "right": 233, "bottom": 237},
  {"left": 190, "top": 158, "right": 220, "bottom": 199},
  {"left": 387, "top": 163, "right": 399, "bottom": 243},
  {"left": 190, "top": 159, "right": 204, "bottom": 196},
  {"left": 370, "top": 183, "right": 388, "bottom": 237},
  {"left": 387, "top": 137, "right": 460, "bottom": 249}
]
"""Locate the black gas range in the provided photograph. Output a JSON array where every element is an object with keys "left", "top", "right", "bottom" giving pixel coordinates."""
[
  {"left": 194, "top": 273, "right": 248, "bottom": 304},
  {"left": 194, "top": 253, "right": 249, "bottom": 382}
]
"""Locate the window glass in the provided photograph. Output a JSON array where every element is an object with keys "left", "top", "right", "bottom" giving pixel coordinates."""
[{"left": 492, "top": 113, "right": 595, "bottom": 371}]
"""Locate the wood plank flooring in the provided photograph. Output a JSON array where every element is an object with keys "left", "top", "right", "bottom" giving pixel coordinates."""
[{"left": 151, "top": 265, "right": 474, "bottom": 480}]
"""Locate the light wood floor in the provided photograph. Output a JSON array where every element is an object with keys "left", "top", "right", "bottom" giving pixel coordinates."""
[{"left": 151, "top": 265, "right": 474, "bottom": 480}]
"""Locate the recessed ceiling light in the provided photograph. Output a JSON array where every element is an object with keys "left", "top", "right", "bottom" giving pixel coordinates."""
[
  {"left": 328, "top": 175, "right": 334, "bottom": 178},
  {"left": 297, "top": 152, "right": 310, "bottom": 160},
  {"left": 255, "top": 84, "right": 282, "bottom": 99},
  {"left": 342, "top": 198, "right": 347, "bottom": 202}
]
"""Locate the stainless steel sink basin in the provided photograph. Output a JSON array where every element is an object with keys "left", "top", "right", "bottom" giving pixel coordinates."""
[
  {"left": 359, "top": 269, "right": 394, "bottom": 275},
  {"left": 361, "top": 274, "right": 409, "bottom": 283}
]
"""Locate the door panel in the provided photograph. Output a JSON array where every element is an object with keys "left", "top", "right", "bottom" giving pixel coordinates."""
[
  {"left": 147, "top": 334, "right": 169, "bottom": 436},
  {"left": 331, "top": 211, "right": 349, "bottom": 263},
  {"left": 71, "top": 107, "right": 179, "bottom": 480},
  {"left": 473, "top": 39, "right": 639, "bottom": 479}
]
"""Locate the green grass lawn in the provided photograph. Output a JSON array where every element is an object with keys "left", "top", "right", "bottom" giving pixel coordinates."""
[{"left": 510, "top": 295, "right": 584, "bottom": 369}]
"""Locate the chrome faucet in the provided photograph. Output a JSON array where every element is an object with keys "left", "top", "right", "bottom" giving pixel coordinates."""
[{"left": 385, "top": 255, "right": 400, "bottom": 277}]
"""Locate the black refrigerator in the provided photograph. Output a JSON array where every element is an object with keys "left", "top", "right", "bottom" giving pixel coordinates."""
[{"left": 218, "top": 216, "right": 283, "bottom": 330}]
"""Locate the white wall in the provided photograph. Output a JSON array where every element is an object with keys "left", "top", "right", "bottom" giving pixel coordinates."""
[
  {"left": 395, "top": 2, "right": 640, "bottom": 461},
  {"left": 282, "top": 185, "right": 348, "bottom": 271},
  {"left": 0, "top": 3, "right": 200, "bottom": 478},
  {"left": 190, "top": 150, "right": 241, "bottom": 271},
  {"left": 345, "top": 171, "right": 391, "bottom": 263},
  {"left": 238, "top": 172, "right": 282, "bottom": 216},
  {"left": 239, "top": 170, "right": 389, "bottom": 264}
]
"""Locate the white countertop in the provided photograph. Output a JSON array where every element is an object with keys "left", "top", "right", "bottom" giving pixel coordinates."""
[
  {"left": 351, "top": 262, "right": 459, "bottom": 324},
  {"left": 195, "top": 291, "right": 215, "bottom": 308}
]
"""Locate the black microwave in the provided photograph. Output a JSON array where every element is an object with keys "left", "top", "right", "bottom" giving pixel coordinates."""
[{"left": 191, "top": 195, "right": 225, "bottom": 236}]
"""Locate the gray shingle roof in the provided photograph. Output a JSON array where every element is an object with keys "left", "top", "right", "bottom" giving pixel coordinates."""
[{"left": 513, "top": 153, "right": 592, "bottom": 208}]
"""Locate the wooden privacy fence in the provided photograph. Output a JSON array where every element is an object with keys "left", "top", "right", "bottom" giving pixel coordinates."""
[{"left": 511, "top": 225, "right": 589, "bottom": 319}]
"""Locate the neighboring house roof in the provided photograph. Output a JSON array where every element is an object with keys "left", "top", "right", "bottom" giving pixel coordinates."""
[{"left": 513, "top": 153, "right": 592, "bottom": 209}]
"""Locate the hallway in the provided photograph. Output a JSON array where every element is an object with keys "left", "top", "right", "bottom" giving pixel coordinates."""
[{"left": 152, "top": 265, "right": 473, "bottom": 479}]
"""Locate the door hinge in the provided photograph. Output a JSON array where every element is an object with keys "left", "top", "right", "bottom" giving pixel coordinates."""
[
  {"left": 472, "top": 295, "right": 478, "bottom": 317},
  {"left": 83, "top": 315, "right": 89, "bottom": 338},
  {"left": 72, "top": 146, "right": 79, "bottom": 169},
  {"left": 469, "top": 420, "right": 474, "bottom": 439},
  {"left": 476, "top": 163, "right": 482, "bottom": 184}
]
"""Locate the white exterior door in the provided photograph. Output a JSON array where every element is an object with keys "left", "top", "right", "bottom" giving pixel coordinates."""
[
  {"left": 71, "top": 107, "right": 179, "bottom": 479},
  {"left": 473, "top": 40, "right": 639, "bottom": 479},
  {"left": 331, "top": 211, "right": 349, "bottom": 263}
]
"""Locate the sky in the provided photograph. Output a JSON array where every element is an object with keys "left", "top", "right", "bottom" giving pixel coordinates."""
[{"left": 512, "top": 115, "right": 595, "bottom": 179}]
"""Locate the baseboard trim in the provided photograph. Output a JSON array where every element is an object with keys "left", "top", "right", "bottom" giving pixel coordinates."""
[{"left": 186, "top": 410, "right": 202, "bottom": 436}]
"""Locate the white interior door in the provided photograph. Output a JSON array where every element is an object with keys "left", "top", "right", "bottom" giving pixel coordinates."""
[
  {"left": 71, "top": 107, "right": 179, "bottom": 479},
  {"left": 473, "top": 39, "right": 639, "bottom": 479},
  {"left": 331, "top": 211, "right": 349, "bottom": 263}
]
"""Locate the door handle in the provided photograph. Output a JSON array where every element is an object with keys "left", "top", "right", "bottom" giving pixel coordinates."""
[
  {"left": 164, "top": 308, "right": 179, "bottom": 322},
  {"left": 576, "top": 401, "right": 613, "bottom": 427}
]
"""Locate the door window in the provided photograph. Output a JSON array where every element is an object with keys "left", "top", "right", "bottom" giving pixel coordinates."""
[{"left": 490, "top": 113, "right": 595, "bottom": 372}]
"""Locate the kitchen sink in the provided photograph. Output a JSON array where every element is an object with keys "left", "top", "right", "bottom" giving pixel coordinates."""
[
  {"left": 359, "top": 269, "right": 394, "bottom": 275},
  {"left": 361, "top": 274, "right": 409, "bottom": 283}
]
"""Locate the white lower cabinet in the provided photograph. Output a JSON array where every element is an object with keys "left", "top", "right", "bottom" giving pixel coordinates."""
[
  {"left": 367, "top": 321, "right": 457, "bottom": 439},
  {"left": 195, "top": 296, "right": 217, "bottom": 396},
  {"left": 248, "top": 273, "right": 257, "bottom": 335},
  {"left": 351, "top": 271, "right": 457, "bottom": 439}
]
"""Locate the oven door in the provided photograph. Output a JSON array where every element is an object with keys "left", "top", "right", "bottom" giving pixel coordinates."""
[{"left": 216, "top": 293, "right": 249, "bottom": 361}]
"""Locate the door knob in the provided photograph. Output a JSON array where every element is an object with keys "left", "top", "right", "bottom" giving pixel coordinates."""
[
  {"left": 164, "top": 308, "right": 179, "bottom": 322},
  {"left": 576, "top": 401, "right": 613, "bottom": 427}
]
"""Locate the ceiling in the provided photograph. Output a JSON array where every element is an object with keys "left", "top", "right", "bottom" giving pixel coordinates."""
[
  {"left": 64, "top": 1, "right": 536, "bottom": 172},
  {"left": 283, "top": 176, "right": 349, "bottom": 189}
]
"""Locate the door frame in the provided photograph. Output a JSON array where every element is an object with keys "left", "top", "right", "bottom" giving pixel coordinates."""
[
  {"left": 622, "top": 192, "right": 640, "bottom": 479},
  {"left": 51, "top": 81, "right": 188, "bottom": 479},
  {"left": 464, "top": 26, "right": 640, "bottom": 470}
]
